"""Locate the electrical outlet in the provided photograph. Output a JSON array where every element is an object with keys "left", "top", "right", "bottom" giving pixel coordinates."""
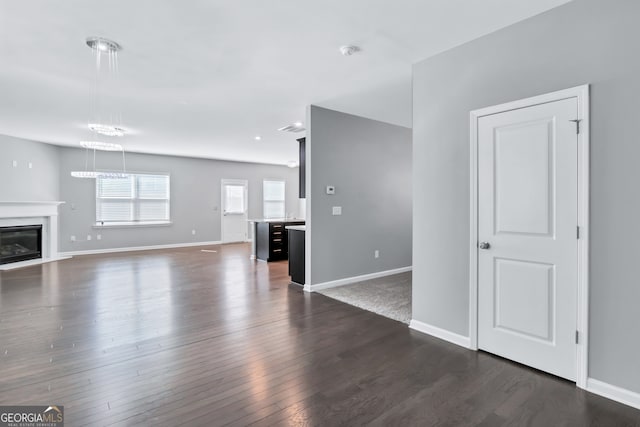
[
  {"left": 374, "top": 250, "right": 379, "bottom": 259},
  {"left": 70, "top": 235, "right": 76, "bottom": 242},
  {"left": 97, "top": 234, "right": 102, "bottom": 241},
  {"left": 191, "top": 229, "right": 196, "bottom": 235},
  {"left": 87, "top": 235, "right": 92, "bottom": 241},
  {"left": 28, "top": 162, "right": 33, "bottom": 169}
]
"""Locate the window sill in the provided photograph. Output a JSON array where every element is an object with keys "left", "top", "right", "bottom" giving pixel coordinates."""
[{"left": 92, "top": 221, "right": 173, "bottom": 229}]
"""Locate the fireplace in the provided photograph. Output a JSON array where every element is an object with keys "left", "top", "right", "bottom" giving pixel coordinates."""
[
  {"left": 0, "top": 201, "right": 66, "bottom": 270},
  {"left": 0, "top": 225, "right": 43, "bottom": 265}
]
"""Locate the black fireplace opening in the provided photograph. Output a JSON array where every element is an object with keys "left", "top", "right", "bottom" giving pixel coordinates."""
[{"left": 0, "top": 225, "right": 43, "bottom": 265}]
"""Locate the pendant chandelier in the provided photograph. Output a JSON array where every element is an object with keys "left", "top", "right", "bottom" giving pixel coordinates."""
[{"left": 71, "top": 37, "right": 128, "bottom": 179}]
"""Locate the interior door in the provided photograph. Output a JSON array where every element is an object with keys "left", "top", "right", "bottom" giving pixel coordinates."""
[
  {"left": 477, "top": 97, "right": 578, "bottom": 381},
  {"left": 221, "top": 179, "right": 248, "bottom": 244}
]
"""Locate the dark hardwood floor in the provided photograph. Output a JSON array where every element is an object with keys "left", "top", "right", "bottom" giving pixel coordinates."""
[{"left": 0, "top": 243, "right": 638, "bottom": 426}]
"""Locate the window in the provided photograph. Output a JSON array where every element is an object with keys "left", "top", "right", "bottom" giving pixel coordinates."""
[
  {"left": 263, "top": 180, "right": 285, "bottom": 219},
  {"left": 96, "top": 173, "right": 170, "bottom": 225},
  {"left": 224, "top": 184, "right": 246, "bottom": 214}
]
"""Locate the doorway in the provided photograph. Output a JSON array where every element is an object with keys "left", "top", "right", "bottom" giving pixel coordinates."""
[
  {"left": 221, "top": 179, "right": 248, "bottom": 244},
  {"left": 469, "top": 86, "right": 589, "bottom": 387}
]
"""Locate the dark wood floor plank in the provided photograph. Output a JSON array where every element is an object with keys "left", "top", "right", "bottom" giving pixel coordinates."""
[{"left": 1, "top": 243, "right": 639, "bottom": 427}]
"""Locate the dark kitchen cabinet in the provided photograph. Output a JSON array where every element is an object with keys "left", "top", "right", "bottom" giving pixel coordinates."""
[
  {"left": 255, "top": 221, "right": 304, "bottom": 262},
  {"left": 288, "top": 228, "right": 305, "bottom": 285}
]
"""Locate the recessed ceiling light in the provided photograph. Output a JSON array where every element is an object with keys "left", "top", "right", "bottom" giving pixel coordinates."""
[
  {"left": 287, "top": 161, "right": 298, "bottom": 168},
  {"left": 293, "top": 122, "right": 303, "bottom": 127},
  {"left": 339, "top": 45, "right": 360, "bottom": 56},
  {"left": 254, "top": 136, "right": 262, "bottom": 141}
]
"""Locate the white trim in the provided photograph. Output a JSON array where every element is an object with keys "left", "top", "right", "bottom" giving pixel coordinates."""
[
  {"left": 0, "top": 256, "right": 72, "bottom": 271},
  {"left": 221, "top": 179, "right": 249, "bottom": 244},
  {"left": 0, "top": 201, "right": 65, "bottom": 265},
  {"left": 92, "top": 221, "right": 172, "bottom": 229},
  {"left": 60, "top": 240, "right": 222, "bottom": 256},
  {"left": 468, "top": 85, "right": 590, "bottom": 388},
  {"left": 409, "top": 319, "right": 472, "bottom": 349},
  {"left": 469, "top": 110, "right": 479, "bottom": 351},
  {"left": 308, "top": 266, "right": 412, "bottom": 292},
  {"left": 575, "top": 85, "right": 590, "bottom": 390},
  {"left": 304, "top": 106, "right": 312, "bottom": 292},
  {"left": 587, "top": 378, "right": 640, "bottom": 410}
]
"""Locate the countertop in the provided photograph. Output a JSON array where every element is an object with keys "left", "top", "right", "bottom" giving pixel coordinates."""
[
  {"left": 249, "top": 218, "right": 305, "bottom": 223},
  {"left": 285, "top": 225, "right": 306, "bottom": 231}
]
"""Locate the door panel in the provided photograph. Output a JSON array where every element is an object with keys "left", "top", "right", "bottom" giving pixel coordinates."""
[
  {"left": 221, "top": 180, "right": 248, "bottom": 244},
  {"left": 478, "top": 97, "right": 578, "bottom": 381},
  {"left": 494, "top": 119, "right": 554, "bottom": 236},
  {"left": 494, "top": 258, "right": 555, "bottom": 342}
]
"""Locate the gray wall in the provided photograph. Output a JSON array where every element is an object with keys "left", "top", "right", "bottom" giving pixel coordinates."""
[
  {"left": 413, "top": 0, "right": 640, "bottom": 393},
  {"left": 0, "top": 134, "right": 60, "bottom": 201},
  {"left": 0, "top": 135, "right": 300, "bottom": 252},
  {"left": 58, "top": 146, "right": 299, "bottom": 252},
  {"left": 308, "top": 106, "right": 412, "bottom": 285}
]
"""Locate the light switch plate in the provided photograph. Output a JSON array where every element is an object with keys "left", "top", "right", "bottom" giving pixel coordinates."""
[
  {"left": 326, "top": 185, "right": 335, "bottom": 195},
  {"left": 332, "top": 206, "right": 342, "bottom": 215}
]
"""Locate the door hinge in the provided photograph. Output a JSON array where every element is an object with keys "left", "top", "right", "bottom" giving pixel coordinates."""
[
  {"left": 575, "top": 330, "right": 580, "bottom": 344},
  {"left": 570, "top": 119, "right": 582, "bottom": 134},
  {"left": 576, "top": 226, "right": 580, "bottom": 239}
]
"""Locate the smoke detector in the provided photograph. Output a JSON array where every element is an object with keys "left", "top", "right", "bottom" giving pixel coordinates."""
[{"left": 339, "top": 45, "right": 360, "bottom": 56}]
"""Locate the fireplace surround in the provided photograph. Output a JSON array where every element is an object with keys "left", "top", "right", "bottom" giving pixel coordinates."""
[{"left": 0, "top": 201, "right": 68, "bottom": 270}]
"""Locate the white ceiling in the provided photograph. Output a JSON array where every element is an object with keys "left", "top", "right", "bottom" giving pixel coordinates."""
[{"left": 0, "top": 0, "right": 571, "bottom": 165}]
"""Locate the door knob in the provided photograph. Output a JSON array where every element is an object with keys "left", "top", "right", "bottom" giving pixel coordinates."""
[{"left": 478, "top": 242, "right": 491, "bottom": 250}]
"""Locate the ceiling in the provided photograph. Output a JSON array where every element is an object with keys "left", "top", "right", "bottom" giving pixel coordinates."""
[{"left": 0, "top": 0, "right": 571, "bottom": 165}]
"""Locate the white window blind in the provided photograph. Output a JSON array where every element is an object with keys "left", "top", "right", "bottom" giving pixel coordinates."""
[
  {"left": 263, "top": 180, "right": 285, "bottom": 219},
  {"left": 96, "top": 174, "right": 170, "bottom": 224}
]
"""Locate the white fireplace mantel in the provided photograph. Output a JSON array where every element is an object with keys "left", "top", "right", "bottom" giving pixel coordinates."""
[{"left": 0, "top": 201, "right": 70, "bottom": 271}]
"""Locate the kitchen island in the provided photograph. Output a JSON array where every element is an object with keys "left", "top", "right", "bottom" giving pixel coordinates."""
[{"left": 249, "top": 219, "right": 305, "bottom": 261}]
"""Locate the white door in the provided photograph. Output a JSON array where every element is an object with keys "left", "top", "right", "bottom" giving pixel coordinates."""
[
  {"left": 477, "top": 97, "right": 578, "bottom": 381},
  {"left": 221, "top": 179, "right": 248, "bottom": 244}
]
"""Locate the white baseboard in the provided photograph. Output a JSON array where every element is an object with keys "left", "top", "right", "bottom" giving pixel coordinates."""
[
  {"left": 586, "top": 378, "right": 640, "bottom": 410},
  {"left": 309, "top": 266, "right": 412, "bottom": 292},
  {"left": 0, "top": 256, "right": 73, "bottom": 271},
  {"left": 409, "top": 319, "right": 471, "bottom": 349},
  {"left": 60, "top": 241, "right": 222, "bottom": 257}
]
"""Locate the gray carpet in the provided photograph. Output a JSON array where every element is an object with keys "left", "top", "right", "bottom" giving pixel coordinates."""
[{"left": 317, "top": 272, "right": 412, "bottom": 324}]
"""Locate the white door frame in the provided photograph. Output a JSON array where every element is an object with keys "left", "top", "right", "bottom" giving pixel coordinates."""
[
  {"left": 221, "top": 178, "right": 249, "bottom": 243},
  {"left": 468, "top": 85, "right": 590, "bottom": 389}
]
